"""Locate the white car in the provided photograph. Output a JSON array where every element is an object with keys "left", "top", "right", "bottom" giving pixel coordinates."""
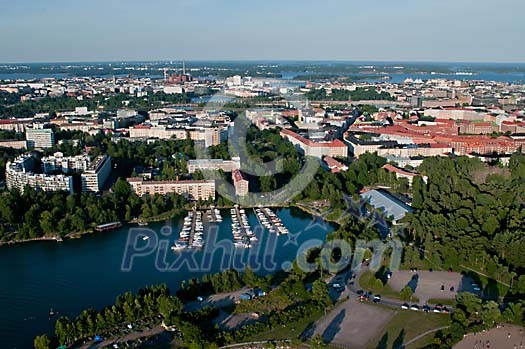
[{"left": 401, "top": 303, "right": 409, "bottom": 310}]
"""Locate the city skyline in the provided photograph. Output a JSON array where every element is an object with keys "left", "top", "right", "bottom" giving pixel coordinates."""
[{"left": 1, "top": 0, "right": 524, "bottom": 63}]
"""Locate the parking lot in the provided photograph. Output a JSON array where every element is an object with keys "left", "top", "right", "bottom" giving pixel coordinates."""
[
  {"left": 310, "top": 298, "right": 395, "bottom": 348},
  {"left": 387, "top": 270, "right": 479, "bottom": 304}
]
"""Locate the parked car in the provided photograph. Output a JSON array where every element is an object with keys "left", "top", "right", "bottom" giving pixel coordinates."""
[
  {"left": 423, "top": 305, "right": 431, "bottom": 312},
  {"left": 401, "top": 303, "right": 409, "bottom": 310},
  {"left": 373, "top": 295, "right": 381, "bottom": 303},
  {"left": 410, "top": 304, "right": 420, "bottom": 311}
]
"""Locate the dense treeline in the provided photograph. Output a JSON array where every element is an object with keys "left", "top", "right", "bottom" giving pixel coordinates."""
[
  {"left": 0, "top": 92, "right": 193, "bottom": 118},
  {"left": 176, "top": 267, "right": 331, "bottom": 347},
  {"left": 35, "top": 284, "right": 183, "bottom": 348},
  {"left": 176, "top": 268, "right": 268, "bottom": 301},
  {"left": 0, "top": 179, "right": 187, "bottom": 241},
  {"left": 306, "top": 87, "right": 394, "bottom": 101},
  {"left": 93, "top": 138, "right": 196, "bottom": 178},
  {"left": 296, "top": 152, "right": 408, "bottom": 218},
  {"left": 404, "top": 155, "right": 525, "bottom": 295}
]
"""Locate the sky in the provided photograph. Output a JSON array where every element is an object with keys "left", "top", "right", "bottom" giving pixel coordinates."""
[{"left": 0, "top": 0, "right": 524, "bottom": 63}]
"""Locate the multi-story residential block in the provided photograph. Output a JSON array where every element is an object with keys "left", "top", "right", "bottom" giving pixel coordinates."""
[
  {"left": 6, "top": 155, "right": 73, "bottom": 193},
  {"left": 81, "top": 155, "right": 112, "bottom": 193},
  {"left": 25, "top": 125, "right": 55, "bottom": 149},
  {"left": 126, "top": 178, "right": 216, "bottom": 201},
  {"left": 129, "top": 125, "right": 223, "bottom": 147},
  {"left": 346, "top": 135, "right": 453, "bottom": 158},
  {"left": 0, "top": 140, "right": 27, "bottom": 150},
  {"left": 187, "top": 158, "right": 240, "bottom": 173},
  {"left": 458, "top": 120, "right": 498, "bottom": 135},
  {"left": 232, "top": 170, "right": 249, "bottom": 197},
  {"left": 42, "top": 152, "right": 91, "bottom": 173},
  {"left": 0, "top": 119, "right": 31, "bottom": 132}
]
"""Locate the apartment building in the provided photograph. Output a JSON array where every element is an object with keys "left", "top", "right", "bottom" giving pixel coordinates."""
[
  {"left": 0, "top": 119, "right": 31, "bottom": 132},
  {"left": 129, "top": 125, "right": 222, "bottom": 147},
  {"left": 347, "top": 135, "right": 452, "bottom": 158},
  {"left": 6, "top": 155, "right": 73, "bottom": 193},
  {"left": 42, "top": 152, "right": 91, "bottom": 173},
  {"left": 126, "top": 178, "right": 216, "bottom": 201},
  {"left": 25, "top": 125, "right": 55, "bottom": 149},
  {"left": 458, "top": 120, "right": 498, "bottom": 135},
  {"left": 232, "top": 170, "right": 249, "bottom": 197},
  {"left": 0, "top": 140, "right": 27, "bottom": 150},
  {"left": 81, "top": 155, "right": 112, "bottom": 192},
  {"left": 187, "top": 158, "right": 240, "bottom": 173},
  {"left": 129, "top": 125, "right": 187, "bottom": 139}
]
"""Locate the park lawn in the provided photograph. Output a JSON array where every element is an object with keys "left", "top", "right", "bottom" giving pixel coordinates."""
[
  {"left": 367, "top": 308, "right": 451, "bottom": 349},
  {"left": 404, "top": 331, "right": 440, "bottom": 349},
  {"left": 427, "top": 298, "right": 457, "bottom": 307},
  {"left": 243, "top": 309, "right": 325, "bottom": 342},
  {"left": 359, "top": 271, "right": 420, "bottom": 302}
]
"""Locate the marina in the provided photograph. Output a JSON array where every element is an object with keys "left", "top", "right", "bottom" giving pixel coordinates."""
[
  {"left": 206, "top": 206, "right": 223, "bottom": 223},
  {"left": 0, "top": 207, "right": 335, "bottom": 349},
  {"left": 231, "top": 205, "right": 257, "bottom": 248},
  {"left": 171, "top": 208, "right": 205, "bottom": 251},
  {"left": 254, "top": 207, "right": 289, "bottom": 235}
]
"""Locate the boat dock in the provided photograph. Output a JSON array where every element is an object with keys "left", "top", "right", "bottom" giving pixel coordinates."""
[
  {"left": 207, "top": 206, "right": 222, "bottom": 223},
  {"left": 95, "top": 221, "right": 122, "bottom": 232},
  {"left": 172, "top": 208, "right": 204, "bottom": 251},
  {"left": 254, "top": 207, "right": 289, "bottom": 235},
  {"left": 231, "top": 205, "right": 257, "bottom": 248}
]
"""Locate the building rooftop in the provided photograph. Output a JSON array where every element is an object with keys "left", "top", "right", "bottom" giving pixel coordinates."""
[{"left": 360, "top": 189, "right": 413, "bottom": 223}]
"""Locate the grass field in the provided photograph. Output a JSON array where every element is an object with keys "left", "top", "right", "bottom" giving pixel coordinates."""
[
  {"left": 367, "top": 308, "right": 451, "bottom": 349},
  {"left": 427, "top": 298, "right": 457, "bottom": 306},
  {"left": 243, "top": 309, "right": 325, "bottom": 342}
]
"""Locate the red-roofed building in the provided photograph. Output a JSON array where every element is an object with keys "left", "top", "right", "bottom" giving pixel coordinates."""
[
  {"left": 382, "top": 164, "right": 427, "bottom": 186},
  {"left": 323, "top": 156, "right": 348, "bottom": 173},
  {"left": 280, "top": 129, "right": 348, "bottom": 158},
  {"left": 232, "top": 169, "right": 249, "bottom": 197}
]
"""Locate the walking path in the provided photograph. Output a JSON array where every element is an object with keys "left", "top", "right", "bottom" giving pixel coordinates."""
[{"left": 402, "top": 326, "right": 450, "bottom": 347}]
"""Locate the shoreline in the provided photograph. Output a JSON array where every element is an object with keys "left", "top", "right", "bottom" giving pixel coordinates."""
[{"left": 0, "top": 203, "right": 336, "bottom": 248}]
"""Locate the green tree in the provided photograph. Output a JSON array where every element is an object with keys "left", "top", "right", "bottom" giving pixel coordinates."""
[
  {"left": 480, "top": 301, "right": 501, "bottom": 328},
  {"left": 33, "top": 335, "right": 51, "bottom": 349},
  {"left": 400, "top": 286, "right": 413, "bottom": 301},
  {"left": 312, "top": 279, "right": 331, "bottom": 307}
]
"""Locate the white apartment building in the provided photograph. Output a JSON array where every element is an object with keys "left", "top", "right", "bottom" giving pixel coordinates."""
[
  {"left": 6, "top": 155, "right": 73, "bottom": 193},
  {"left": 25, "top": 126, "right": 55, "bottom": 149},
  {"left": 187, "top": 158, "right": 241, "bottom": 173},
  {"left": 81, "top": 155, "right": 112, "bottom": 193},
  {"left": 126, "top": 178, "right": 216, "bottom": 201},
  {"left": 42, "top": 152, "right": 91, "bottom": 173}
]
